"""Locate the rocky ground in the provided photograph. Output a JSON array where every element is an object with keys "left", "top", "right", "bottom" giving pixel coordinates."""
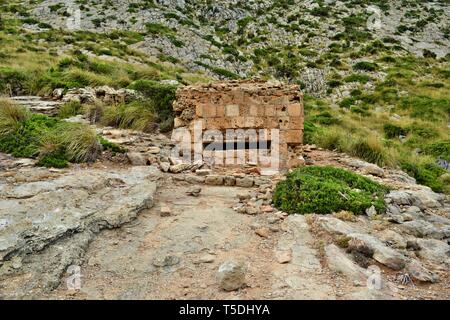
[{"left": 0, "top": 125, "right": 448, "bottom": 299}]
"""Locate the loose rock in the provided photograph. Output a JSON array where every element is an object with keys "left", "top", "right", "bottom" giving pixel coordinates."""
[{"left": 217, "top": 260, "right": 246, "bottom": 291}]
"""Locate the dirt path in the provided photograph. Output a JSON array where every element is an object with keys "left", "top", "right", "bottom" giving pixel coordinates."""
[{"left": 49, "top": 181, "right": 337, "bottom": 300}]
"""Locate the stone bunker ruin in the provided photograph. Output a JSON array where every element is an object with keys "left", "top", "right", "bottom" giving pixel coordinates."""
[{"left": 172, "top": 80, "right": 304, "bottom": 169}]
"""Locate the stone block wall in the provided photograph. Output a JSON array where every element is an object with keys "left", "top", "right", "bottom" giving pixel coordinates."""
[{"left": 172, "top": 80, "right": 304, "bottom": 168}]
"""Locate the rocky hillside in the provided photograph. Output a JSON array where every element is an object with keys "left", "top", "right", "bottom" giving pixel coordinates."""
[
  {"left": 0, "top": 1, "right": 449, "bottom": 192},
  {"left": 23, "top": 0, "right": 450, "bottom": 79}
]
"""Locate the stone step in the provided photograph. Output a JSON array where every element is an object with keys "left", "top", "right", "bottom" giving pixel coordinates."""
[{"left": 9, "top": 96, "right": 62, "bottom": 115}]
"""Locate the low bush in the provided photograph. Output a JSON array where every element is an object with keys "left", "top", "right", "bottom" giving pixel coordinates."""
[
  {"left": 353, "top": 61, "right": 378, "bottom": 72},
  {"left": 383, "top": 123, "right": 408, "bottom": 139},
  {"left": 273, "top": 166, "right": 389, "bottom": 215},
  {"left": 56, "top": 100, "right": 82, "bottom": 119},
  {"left": 303, "top": 120, "right": 321, "bottom": 144},
  {"left": 0, "top": 66, "right": 29, "bottom": 94},
  {"left": 127, "top": 80, "right": 177, "bottom": 130},
  {"left": 98, "top": 136, "right": 127, "bottom": 154},
  {"left": 400, "top": 96, "right": 450, "bottom": 121},
  {"left": 0, "top": 102, "right": 101, "bottom": 167},
  {"left": 424, "top": 140, "right": 450, "bottom": 161},
  {"left": 400, "top": 159, "right": 447, "bottom": 193},
  {"left": 102, "top": 100, "right": 156, "bottom": 132},
  {"left": 311, "top": 126, "right": 348, "bottom": 152},
  {"left": 344, "top": 73, "right": 371, "bottom": 84},
  {"left": 350, "top": 136, "right": 394, "bottom": 167},
  {"left": 310, "top": 111, "right": 340, "bottom": 125}
]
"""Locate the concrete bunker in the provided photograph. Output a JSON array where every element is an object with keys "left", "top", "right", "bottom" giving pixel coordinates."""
[{"left": 172, "top": 80, "right": 304, "bottom": 170}]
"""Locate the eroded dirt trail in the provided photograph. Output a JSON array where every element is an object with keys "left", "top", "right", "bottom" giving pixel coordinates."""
[{"left": 49, "top": 182, "right": 336, "bottom": 300}]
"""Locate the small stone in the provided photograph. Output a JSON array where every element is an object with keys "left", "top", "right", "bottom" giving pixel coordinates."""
[
  {"left": 153, "top": 254, "right": 180, "bottom": 267},
  {"left": 245, "top": 205, "right": 259, "bottom": 215},
  {"left": 261, "top": 205, "right": 274, "bottom": 213},
  {"left": 325, "top": 244, "right": 367, "bottom": 281},
  {"left": 11, "top": 257, "right": 22, "bottom": 270},
  {"left": 348, "top": 233, "right": 407, "bottom": 270},
  {"left": 198, "top": 254, "right": 216, "bottom": 264},
  {"left": 237, "top": 192, "right": 251, "bottom": 201},
  {"left": 275, "top": 249, "right": 292, "bottom": 264},
  {"left": 361, "top": 164, "right": 384, "bottom": 177},
  {"left": 406, "top": 260, "right": 439, "bottom": 283},
  {"left": 169, "top": 163, "right": 192, "bottom": 173},
  {"left": 217, "top": 260, "right": 246, "bottom": 291},
  {"left": 317, "top": 216, "right": 356, "bottom": 235},
  {"left": 185, "top": 175, "right": 205, "bottom": 184},
  {"left": 267, "top": 216, "right": 280, "bottom": 224},
  {"left": 288, "top": 156, "right": 305, "bottom": 168},
  {"left": 236, "top": 177, "right": 254, "bottom": 188},
  {"left": 378, "top": 229, "right": 407, "bottom": 249},
  {"left": 365, "top": 205, "right": 377, "bottom": 218},
  {"left": 186, "top": 186, "right": 202, "bottom": 197},
  {"left": 224, "top": 176, "right": 236, "bottom": 186},
  {"left": 255, "top": 227, "right": 270, "bottom": 238},
  {"left": 127, "top": 152, "right": 148, "bottom": 166},
  {"left": 196, "top": 169, "right": 212, "bottom": 176},
  {"left": 205, "top": 175, "right": 224, "bottom": 186},
  {"left": 416, "top": 239, "right": 450, "bottom": 265},
  {"left": 148, "top": 147, "right": 161, "bottom": 154},
  {"left": 159, "top": 162, "right": 170, "bottom": 172},
  {"left": 160, "top": 206, "right": 172, "bottom": 217}
]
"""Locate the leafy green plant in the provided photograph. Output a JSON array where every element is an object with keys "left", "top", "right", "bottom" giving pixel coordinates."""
[
  {"left": 273, "top": 166, "right": 389, "bottom": 215},
  {"left": 99, "top": 136, "right": 127, "bottom": 154},
  {"left": 400, "top": 160, "right": 447, "bottom": 193},
  {"left": 353, "top": 61, "right": 378, "bottom": 72},
  {"left": 127, "top": 80, "right": 177, "bottom": 130}
]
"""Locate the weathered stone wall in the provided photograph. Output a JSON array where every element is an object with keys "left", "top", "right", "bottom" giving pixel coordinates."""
[{"left": 172, "top": 80, "right": 304, "bottom": 168}]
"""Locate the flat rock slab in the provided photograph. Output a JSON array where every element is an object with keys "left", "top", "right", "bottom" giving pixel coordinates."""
[
  {"left": 10, "top": 96, "right": 62, "bottom": 115},
  {"left": 0, "top": 166, "right": 159, "bottom": 298},
  {"left": 272, "top": 215, "right": 336, "bottom": 299}
]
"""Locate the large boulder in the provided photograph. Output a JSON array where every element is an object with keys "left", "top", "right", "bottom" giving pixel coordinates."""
[{"left": 416, "top": 239, "right": 450, "bottom": 265}]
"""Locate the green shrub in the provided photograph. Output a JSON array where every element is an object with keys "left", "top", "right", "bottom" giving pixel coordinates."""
[
  {"left": 303, "top": 120, "right": 321, "bottom": 144},
  {"left": 102, "top": 100, "right": 156, "bottom": 132},
  {"left": 312, "top": 126, "right": 348, "bottom": 152},
  {"left": 0, "top": 67, "right": 29, "bottom": 93},
  {"left": 399, "top": 96, "right": 450, "bottom": 121},
  {"left": 37, "top": 152, "right": 68, "bottom": 168},
  {"left": 353, "top": 61, "right": 378, "bottom": 72},
  {"left": 0, "top": 102, "right": 101, "bottom": 166},
  {"left": 127, "top": 80, "right": 177, "bottom": 130},
  {"left": 310, "top": 111, "right": 340, "bottom": 125},
  {"left": 56, "top": 100, "right": 82, "bottom": 119},
  {"left": 273, "top": 166, "right": 389, "bottom": 215},
  {"left": 383, "top": 123, "right": 408, "bottom": 139},
  {"left": 424, "top": 140, "right": 450, "bottom": 161},
  {"left": 58, "top": 123, "right": 101, "bottom": 162},
  {"left": 350, "top": 136, "right": 393, "bottom": 167},
  {"left": 344, "top": 73, "right": 371, "bottom": 84},
  {"left": 339, "top": 97, "right": 356, "bottom": 108},
  {"left": 99, "top": 136, "right": 127, "bottom": 154},
  {"left": 0, "top": 112, "right": 58, "bottom": 158},
  {"left": 0, "top": 98, "right": 30, "bottom": 136},
  {"left": 401, "top": 160, "right": 446, "bottom": 193}
]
